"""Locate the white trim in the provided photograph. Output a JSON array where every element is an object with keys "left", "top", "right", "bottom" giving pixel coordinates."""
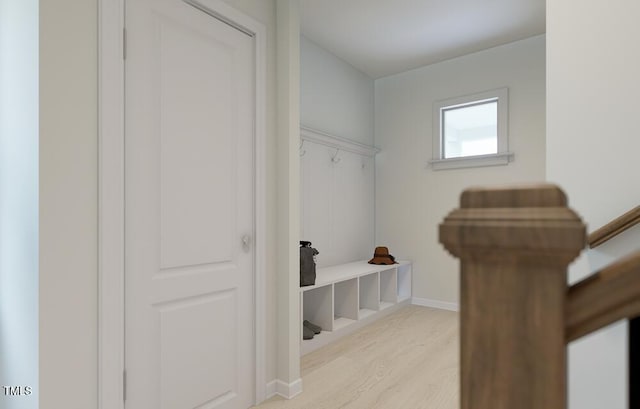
[
  {"left": 301, "top": 125, "right": 380, "bottom": 157},
  {"left": 429, "top": 151, "right": 514, "bottom": 170},
  {"left": 98, "top": 0, "right": 125, "bottom": 408},
  {"left": 247, "top": 8, "right": 268, "bottom": 406},
  {"left": 274, "top": 378, "right": 303, "bottom": 399},
  {"left": 98, "top": 0, "right": 268, "bottom": 407},
  {"left": 265, "top": 380, "right": 278, "bottom": 400},
  {"left": 412, "top": 297, "right": 459, "bottom": 312},
  {"left": 265, "top": 378, "right": 303, "bottom": 400},
  {"left": 183, "top": 0, "right": 254, "bottom": 36}
]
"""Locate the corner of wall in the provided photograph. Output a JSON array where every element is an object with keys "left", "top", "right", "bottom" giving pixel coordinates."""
[{"left": 275, "top": 0, "right": 301, "bottom": 386}]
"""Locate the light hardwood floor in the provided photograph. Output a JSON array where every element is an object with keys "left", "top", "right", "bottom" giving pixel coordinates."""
[{"left": 253, "top": 305, "right": 459, "bottom": 409}]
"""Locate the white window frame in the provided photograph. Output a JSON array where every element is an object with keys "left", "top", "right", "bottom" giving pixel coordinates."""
[{"left": 430, "top": 87, "right": 513, "bottom": 171}]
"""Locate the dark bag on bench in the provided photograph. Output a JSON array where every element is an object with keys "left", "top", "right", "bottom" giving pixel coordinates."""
[{"left": 300, "top": 241, "right": 319, "bottom": 287}]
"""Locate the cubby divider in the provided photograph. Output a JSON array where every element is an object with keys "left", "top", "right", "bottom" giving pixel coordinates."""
[
  {"left": 379, "top": 268, "right": 397, "bottom": 310},
  {"left": 359, "top": 273, "right": 379, "bottom": 319},
  {"left": 334, "top": 278, "right": 358, "bottom": 330}
]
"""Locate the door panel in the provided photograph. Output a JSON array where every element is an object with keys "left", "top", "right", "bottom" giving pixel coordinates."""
[
  {"left": 158, "top": 13, "right": 238, "bottom": 269},
  {"left": 159, "top": 291, "right": 237, "bottom": 408},
  {"left": 125, "top": 1, "right": 255, "bottom": 408}
]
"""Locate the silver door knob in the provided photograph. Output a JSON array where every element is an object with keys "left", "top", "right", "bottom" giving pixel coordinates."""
[{"left": 242, "top": 235, "right": 251, "bottom": 251}]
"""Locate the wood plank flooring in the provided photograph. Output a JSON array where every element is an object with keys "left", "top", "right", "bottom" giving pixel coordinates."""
[{"left": 253, "top": 305, "right": 459, "bottom": 409}]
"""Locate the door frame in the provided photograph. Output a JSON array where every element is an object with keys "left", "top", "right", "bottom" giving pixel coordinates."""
[{"left": 97, "top": 1, "right": 268, "bottom": 407}]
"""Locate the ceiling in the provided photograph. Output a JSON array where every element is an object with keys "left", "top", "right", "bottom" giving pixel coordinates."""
[{"left": 299, "top": 0, "right": 545, "bottom": 79}]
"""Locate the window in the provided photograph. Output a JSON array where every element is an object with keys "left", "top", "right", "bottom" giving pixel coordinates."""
[{"left": 430, "top": 88, "right": 512, "bottom": 170}]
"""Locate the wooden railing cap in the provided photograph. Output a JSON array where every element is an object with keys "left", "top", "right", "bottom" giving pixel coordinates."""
[
  {"left": 440, "top": 184, "right": 586, "bottom": 262},
  {"left": 460, "top": 183, "right": 567, "bottom": 209}
]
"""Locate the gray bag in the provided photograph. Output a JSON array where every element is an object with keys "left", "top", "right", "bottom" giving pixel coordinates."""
[{"left": 300, "top": 241, "right": 319, "bottom": 287}]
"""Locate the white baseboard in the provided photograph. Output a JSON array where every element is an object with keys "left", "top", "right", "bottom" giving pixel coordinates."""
[
  {"left": 265, "top": 380, "right": 277, "bottom": 400},
  {"left": 265, "top": 378, "right": 303, "bottom": 400},
  {"left": 412, "top": 297, "right": 459, "bottom": 312}
]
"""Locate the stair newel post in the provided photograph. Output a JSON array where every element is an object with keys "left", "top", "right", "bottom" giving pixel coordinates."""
[{"left": 439, "top": 185, "right": 586, "bottom": 409}]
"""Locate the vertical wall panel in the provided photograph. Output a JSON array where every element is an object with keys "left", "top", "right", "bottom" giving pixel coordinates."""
[{"left": 301, "top": 141, "right": 374, "bottom": 268}]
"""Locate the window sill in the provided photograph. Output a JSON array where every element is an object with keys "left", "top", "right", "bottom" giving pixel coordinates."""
[{"left": 428, "top": 152, "right": 514, "bottom": 171}]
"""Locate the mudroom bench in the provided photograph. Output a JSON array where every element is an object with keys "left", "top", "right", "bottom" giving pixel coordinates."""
[{"left": 300, "top": 260, "right": 412, "bottom": 355}]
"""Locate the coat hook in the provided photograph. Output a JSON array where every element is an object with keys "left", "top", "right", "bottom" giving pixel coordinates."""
[
  {"left": 331, "top": 148, "right": 341, "bottom": 163},
  {"left": 299, "top": 140, "right": 306, "bottom": 157}
]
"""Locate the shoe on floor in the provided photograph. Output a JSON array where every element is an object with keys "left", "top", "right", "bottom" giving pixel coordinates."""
[
  {"left": 303, "top": 320, "right": 322, "bottom": 334},
  {"left": 303, "top": 325, "right": 315, "bottom": 340}
]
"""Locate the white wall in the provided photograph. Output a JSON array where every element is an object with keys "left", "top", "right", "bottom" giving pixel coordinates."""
[
  {"left": 547, "top": 1, "right": 640, "bottom": 407},
  {"left": 375, "top": 35, "right": 546, "bottom": 305},
  {"left": 0, "top": 0, "right": 39, "bottom": 407},
  {"left": 301, "top": 35, "right": 374, "bottom": 145},
  {"left": 300, "top": 36, "right": 376, "bottom": 267}
]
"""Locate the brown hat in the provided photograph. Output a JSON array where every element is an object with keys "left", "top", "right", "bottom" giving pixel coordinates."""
[{"left": 368, "top": 247, "right": 397, "bottom": 265}]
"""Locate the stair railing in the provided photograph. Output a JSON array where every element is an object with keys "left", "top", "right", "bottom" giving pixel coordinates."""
[
  {"left": 588, "top": 205, "right": 640, "bottom": 248},
  {"left": 439, "top": 184, "right": 640, "bottom": 409}
]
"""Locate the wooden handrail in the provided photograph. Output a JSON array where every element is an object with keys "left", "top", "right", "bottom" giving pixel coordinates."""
[
  {"left": 566, "top": 249, "right": 640, "bottom": 342},
  {"left": 588, "top": 205, "right": 640, "bottom": 248}
]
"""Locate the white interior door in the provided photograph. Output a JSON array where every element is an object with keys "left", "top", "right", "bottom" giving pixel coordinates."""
[{"left": 124, "top": 0, "right": 255, "bottom": 408}]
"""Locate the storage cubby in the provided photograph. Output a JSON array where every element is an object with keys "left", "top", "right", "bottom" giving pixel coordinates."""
[
  {"left": 358, "top": 273, "right": 379, "bottom": 319},
  {"left": 300, "top": 260, "right": 412, "bottom": 355},
  {"left": 302, "top": 284, "right": 333, "bottom": 333},
  {"left": 379, "top": 268, "right": 397, "bottom": 310},
  {"left": 333, "top": 278, "right": 358, "bottom": 330}
]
